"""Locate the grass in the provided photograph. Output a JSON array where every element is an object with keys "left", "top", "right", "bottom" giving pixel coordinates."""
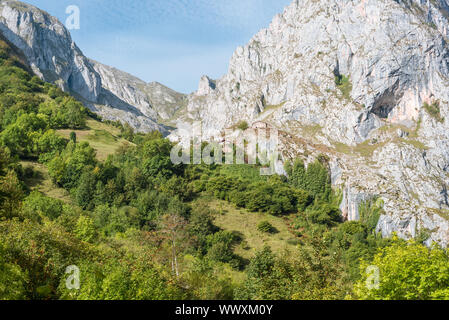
[
  {"left": 261, "top": 102, "right": 286, "bottom": 115},
  {"left": 57, "top": 118, "right": 133, "bottom": 161},
  {"left": 20, "top": 161, "right": 72, "bottom": 203},
  {"left": 300, "top": 124, "right": 323, "bottom": 138},
  {"left": 236, "top": 121, "right": 249, "bottom": 131},
  {"left": 333, "top": 122, "right": 429, "bottom": 157},
  {"left": 423, "top": 101, "right": 444, "bottom": 123},
  {"left": 334, "top": 142, "right": 353, "bottom": 154},
  {"left": 398, "top": 138, "right": 428, "bottom": 150},
  {"left": 355, "top": 140, "right": 386, "bottom": 157},
  {"left": 218, "top": 165, "right": 267, "bottom": 182},
  {"left": 428, "top": 208, "right": 449, "bottom": 222},
  {"left": 335, "top": 74, "right": 353, "bottom": 101},
  {"left": 207, "top": 199, "right": 299, "bottom": 260}
]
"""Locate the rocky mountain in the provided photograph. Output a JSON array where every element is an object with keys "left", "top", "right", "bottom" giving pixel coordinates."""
[
  {"left": 0, "top": 0, "right": 186, "bottom": 134},
  {"left": 173, "top": 0, "right": 449, "bottom": 246},
  {"left": 3, "top": 0, "right": 449, "bottom": 246}
]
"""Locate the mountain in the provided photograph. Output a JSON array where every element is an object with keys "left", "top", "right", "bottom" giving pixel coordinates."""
[
  {"left": 173, "top": 0, "right": 449, "bottom": 246},
  {"left": 0, "top": 0, "right": 187, "bottom": 134},
  {"left": 3, "top": 0, "right": 449, "bottom": 246}
]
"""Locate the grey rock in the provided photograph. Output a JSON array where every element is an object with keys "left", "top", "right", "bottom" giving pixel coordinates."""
[
  {"left": 0, "top": 0, "right": 186, "bottom": 133},
  {"left": 172, "top": 0, "right": 449, "bottom": 246}
]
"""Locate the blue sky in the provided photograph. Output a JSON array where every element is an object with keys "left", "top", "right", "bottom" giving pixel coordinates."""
[{"left": 25, "top": 0, "right": 291, "bottom": 93}]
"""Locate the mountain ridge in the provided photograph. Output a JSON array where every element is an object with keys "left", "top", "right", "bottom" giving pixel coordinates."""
[
  {"left": 171, "top": 0, "right": 449, "bottom": 246},
  {"left": 0, "top": 0, "right": 187, "bottom": 134},
  {"left": 2, "top": 0, "right": 449, "bottom": 245}
]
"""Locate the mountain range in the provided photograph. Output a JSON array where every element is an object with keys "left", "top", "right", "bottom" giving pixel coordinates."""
[{"left": 1, "top": 0, "right": 449, "bottom": 246}]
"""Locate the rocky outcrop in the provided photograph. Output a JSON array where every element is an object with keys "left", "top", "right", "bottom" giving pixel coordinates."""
[
  {"left": 0, "top": 0, "right": 186, "bottom": 133},
  {"left": 0, "top": 0, "right": 101, "bottom": 101},
  {"left": 173, "top": 0, "right": 449, "bottom": 246},
  {"left": 3, "top": 0, "right": 449, "bottom": 245},
  {"left": 91, "top": 61, "right": 187, "bottom": 123}
]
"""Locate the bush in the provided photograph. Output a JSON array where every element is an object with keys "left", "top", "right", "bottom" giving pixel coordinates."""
[
  {"left": 423, "top": 101, "right": 444, "bottom": 123},
  {"left": 257, "top": 221, "right": 275, "bottom": 234},
  {"left": 236, "top": 121, "right": 249, "bottom": 131},
  {"left": 359, "top": 197, "right": 384, "bottom": 232},
  {"left": 47, "top": 141, "right": 97, "bottom": 189},
  {"left": 335, "top": 74, "right": 352, "bottom": 100},
  {"left": 286, "top": 158, "right": 331, "bottom": 200},
  {"left": 306, "top": 202, "right": 342, "bottom": 226},
  {"left": 23, "top": 191, "right": 64, "bottom": 221},
  {"left": 74, "top": 216, "right": 97, "bottom": 243},
  {"left": 206, "top": 231, "right": 238, "bottom": 265},
  {"left": 354, "top": 238, "right": 449, "bottom": 300},
  {"left": 295, "top": 189, "right": 313, "bottom": 212},
  {"left": 0, "top": 113, "right": 47, "bottom": 158}
]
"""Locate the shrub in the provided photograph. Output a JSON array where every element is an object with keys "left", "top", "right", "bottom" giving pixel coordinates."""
[
  {"left": 359, "top": 197, "right": 384, "bottom": 232},
  {"left": 306, "top": 202, "right": 342, "bottom": 226},
  {"left": 335, "top": 74, "right": 352, "bottom": 100},
  {"left": 286, "top": 158, "right": 331, "bottom": 200},
  {"left": 206, "top": 231, "right": 237, "bottom": 265},
  {"left": 74, "top": 216, "right": 97, "bottom": 243},
  {"left": 257, "top": 221, "right": 275, "bottom": 234},
  {"left": 47, "top": 141, "right": 97, "bottom": 189},
  {"left": 236, "top": 121, "right": 249, "bottom": 131},
  {"left": 423, "top": 101, "right": 444, "bottom": 123},
  {"left": 295, "top": 189, "right": 313, "bottom": 212},
  {"left": 354, "top": 238, "right": 449, "bottom": 300},
  {"left": 23, "top": 191, "right": 64, "bottom": 221},
  {"left": 70, "top": 131, "right": 77, "bottom": 144},
  {"left": 304, "top": 160, "right": 331, "bottom": 199}
]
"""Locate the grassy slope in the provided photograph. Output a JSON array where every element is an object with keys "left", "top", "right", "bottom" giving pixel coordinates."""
[
  {"left": 56, "top": 119, "right": 133, "bottom": 161},
  {"left": 23, "top": 119, "right": 131, "bottom": 201},
  {"left": 206, "top": 198, "right": 299, "bottom": 260},
  {"left": 21, "top": 161, "right": 72, "bottom": 203}
]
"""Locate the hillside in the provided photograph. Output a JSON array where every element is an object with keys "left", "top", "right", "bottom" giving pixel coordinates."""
[
  {"left": 0, "top": 35, "right": 373, "bottom": 300},
  {"left": 2, "top": 0, "right": 449, "bottom": 302},
  {"left": 173, "top": 0, "right": 449, "bottom": 247},
  {"left": 0, "top": 0, "right": 186, "bottom": 133}
]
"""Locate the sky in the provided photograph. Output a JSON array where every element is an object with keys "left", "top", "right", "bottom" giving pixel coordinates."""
[{"left": 24, "top": 0, "right": 291, "bottom": 94}]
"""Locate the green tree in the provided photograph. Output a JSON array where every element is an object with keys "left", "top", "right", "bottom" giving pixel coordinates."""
[
  {"left": 74, "top": 216, "right": 97, "bottom": 243},
  {"left": 290, "top": 159, "right": 306, "bottom": 190},
  {"left": 354, "top": 238, "right": 449, "bottom": 300},
  {"left": 257, "top": 221, "right": 275, "bottom": 233},
  {"left": 22, "top": 191, "right": 64, "bottom": 221},
  {"left": 36, "top": 129, "right": 67, "bottom": 163},
  {"left": 206, "top": 231, "right": 238, "bottom": 266},
  {"left": 304, "top": 160, "right": 330, "bottom": 198},
  {"left": 48, "top": 141, "right": 97, "bottom": 189},
  {"left": 0, "top": 169, "right": 23, "bottom": 219},
  {"left": 75, "top": 169, "right": 98, "bottom": 210},
  {"left": 0, "top": 113, "right": 46, "bottom": 157},
  {"left": 70, "top": 131, "right": 77, "bottom": 144},
  {"left": 0, "top": 244, "right": 27, "bottom": 300}
]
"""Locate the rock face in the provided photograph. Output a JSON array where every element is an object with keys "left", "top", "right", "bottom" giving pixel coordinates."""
[
  {"left": 90, "top": 60, "right": 186, "bottom": 133},
  {"left": 3, "top": 0, "right": 449, "bottom": 246},
  {"left": 0, "top": 0, "right": 101, "bottom": 102},
  {"left": 0, "top": 0, "right": 186, "bottom": 133},
  {"left": 175, "top": 0, "right": 449, "bottom": 246}
]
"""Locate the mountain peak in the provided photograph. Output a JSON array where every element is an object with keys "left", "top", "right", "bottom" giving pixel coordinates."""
[
  {"left": 0, "top": 0, "right": 186, "bottom": 133},
  {"left": 171, "top": 0, "right": 449, "bottom": 245}
]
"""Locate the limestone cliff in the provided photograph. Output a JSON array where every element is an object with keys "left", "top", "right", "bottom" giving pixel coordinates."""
[
  {"left": 0, "top": 0, "right": 186, "bottom": 133},
  {"left": 174, "top": 0, "right": 449, "bottom": 246}
]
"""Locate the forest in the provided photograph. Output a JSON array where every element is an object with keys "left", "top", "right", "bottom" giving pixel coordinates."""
[{"left": 1, "top": 36, "right": 449, "bottom": 300}]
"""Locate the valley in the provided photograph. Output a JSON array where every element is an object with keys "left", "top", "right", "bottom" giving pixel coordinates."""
[{"left": 1, "top": 0, "right": 449, "bottom": 301}]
